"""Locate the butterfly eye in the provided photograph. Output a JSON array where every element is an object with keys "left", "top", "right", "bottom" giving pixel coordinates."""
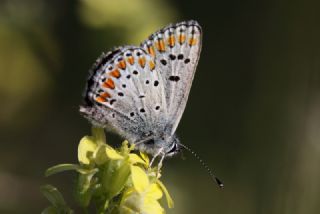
[{"left": 166, "top": 143, "right": 178, "bottom": 155}]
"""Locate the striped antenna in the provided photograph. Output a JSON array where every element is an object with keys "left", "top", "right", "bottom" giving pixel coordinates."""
[{"left": 178, "top": 142, "right": 224, "bottom": 188}]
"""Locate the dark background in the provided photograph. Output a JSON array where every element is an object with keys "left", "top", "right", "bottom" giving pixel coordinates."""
[{"left": 1, "top": 0, "right": 320, "bottom": 213}]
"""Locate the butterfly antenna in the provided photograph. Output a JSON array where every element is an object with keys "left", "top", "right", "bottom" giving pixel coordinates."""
[{"left": 178, "top": 142, "right": 224, "bottom": 189}]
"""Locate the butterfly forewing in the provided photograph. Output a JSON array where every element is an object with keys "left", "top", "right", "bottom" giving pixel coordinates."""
[{"left": 141, "top": 20, "right": 202, "bottom": 134}]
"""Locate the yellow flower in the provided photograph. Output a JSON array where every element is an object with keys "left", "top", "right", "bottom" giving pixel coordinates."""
[
  {"left": 43, "top": 126, "right": 174, "bottom": 213},
  {"left": 78, "top": 127, "right": 147, "bottom": 167},
  {"left": 118, "top": 165, "right": 174, "bottom": 214}
]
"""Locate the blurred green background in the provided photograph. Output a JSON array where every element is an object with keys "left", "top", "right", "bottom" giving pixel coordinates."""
[{"left": 1, "top": 0, "right": 320, "bottom": 213}]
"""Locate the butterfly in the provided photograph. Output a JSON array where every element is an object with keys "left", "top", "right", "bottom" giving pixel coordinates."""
[{"left": 80, "top": 20, "right": 202, "bottom": 160}]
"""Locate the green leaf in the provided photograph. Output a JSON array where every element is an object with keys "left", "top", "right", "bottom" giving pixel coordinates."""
[
  {"left": 109, "top": 160, "right": 131, "bottom": 197},
  {"left": 45, "top": 164, "right": 80, "bottom": 177},
  {"left": 76, "top": 169, "right": 99, "bottom": 207},
  {"left": 77, "top": 168, "right": 99, "bottom": 175},
  {"left": 41, "top": 185, "right": 67, "bottom": 208}
]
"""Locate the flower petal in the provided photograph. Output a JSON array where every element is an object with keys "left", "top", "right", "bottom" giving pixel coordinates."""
[
  {"left": 141, "top": 198, "right": 164, "bottom": 214},
  {"left": 140, "top": 152, "right": 150, "bottom": 166},
  {"left": 130, "top": 165, "right": 149, "bottom": 193},
  {"left": 78, "top": 136, "right": 97, "bottom": 164},
  {"left": 119, "top": 187, "right": 164, "bottom": 214},
  {"left": 145, "top": 183, "right": 163, "bottom": 200},
  {"left": 157, "top": 180, "right": 174, "bottom": 208},
  {"left": 106, "top": 147, "right": 124, "bottom": 160},
  {"left": 129, "top": 153, "right": 147, "bottom": 166}
]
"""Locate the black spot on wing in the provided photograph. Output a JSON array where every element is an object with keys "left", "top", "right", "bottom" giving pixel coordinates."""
[
  {"left": 140, "top": 108, "right": 146, "bottom": 113},
  {"left": 110, "top": 99, "right": 116, "bottom": 105},
  {"left": 169, "top": 54, "right": 176, "bottom": 60},
  {"left": 169, "top": 76, "right": 180, "bottom": 82},
  {"left": 160, "top": 59, "right": 167, "bottom": 65}
]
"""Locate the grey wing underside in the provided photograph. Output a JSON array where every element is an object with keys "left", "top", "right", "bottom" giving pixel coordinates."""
[
  {"left": 80, "top": 46, "right": 168, "bottom": 143},
  {"left": 141, "top": 20, "right": 202, "bottom": 134}
]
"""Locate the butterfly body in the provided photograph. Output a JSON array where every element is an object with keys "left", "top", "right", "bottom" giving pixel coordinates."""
[{"left": 80, "top": 20, "right": 202, "bottom": 157}]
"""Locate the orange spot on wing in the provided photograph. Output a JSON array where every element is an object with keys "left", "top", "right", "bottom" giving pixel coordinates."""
[
  {"left": 138, "top": 57, "right": 146, "bottom": 68},
  {"left": 149, "top": 60, "right": 155, "bottom": 71},
  {"left": 147, "top": 46, "right": 155, "bottom": 57},
  {"left": 127, "top": 56, "right": 134, "bottom": 65},
  {"left": 159, "top": 39, "right": 165, "bottom": 51},
  {"left": 103, "top": 78, "right": 115, "bottom": 89},
  {"left": 110, "top": 69, "right": 121, "bottom": 78},
  {"left": 100, "top": 92, "right": 111, "bottom": 99},
  {"left": 118, "top": 60, "right": 126, "bottom": 69},
  {"left": 189, "top": 38, "right": 197, "bottom": 46},
  {"left": 155, "top": 40, "right": 165, "bottom": 52},
  {"left": 179, "top": 34, "right": 185, "bottom": 44},
  {"left": 96, "top": 96, "right": 106, "bottom": 103},
  {"left": 155, "top": 41, "right": 159, "bottom": 50},
  {"left": 168, "top": 35, "right": 175, "bottom": 47}
]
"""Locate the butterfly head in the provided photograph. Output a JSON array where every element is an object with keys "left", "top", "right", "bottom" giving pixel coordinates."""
[{"left": 163, "top": 134, "right": 181, "bottom": 156}]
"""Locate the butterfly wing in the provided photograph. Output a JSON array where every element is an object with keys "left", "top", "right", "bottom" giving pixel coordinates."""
[
  {"left": 81, "top": 20, "right": 201, "bottom": 145},
  {"left": 141, "top": 20, "right": 202, "bottom": 134},
  {"left": 80, "top": 46, "right": 168, "bottom": 142}
]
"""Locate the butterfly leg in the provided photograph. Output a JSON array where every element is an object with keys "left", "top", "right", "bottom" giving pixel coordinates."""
[
  {"left": 155, "top": 153, "right": 166, "bottom": 178},
  {"left": 149, "top": 149, "right": 162, "bottom": 168},
  {"left": 157, "top": 153, "right": 166, "bottom": 170}
]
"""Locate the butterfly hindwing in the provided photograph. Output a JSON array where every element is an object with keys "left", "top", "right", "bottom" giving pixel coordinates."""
[{"left": 81, "top": 46, "right": 168, "bottom": 142}]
